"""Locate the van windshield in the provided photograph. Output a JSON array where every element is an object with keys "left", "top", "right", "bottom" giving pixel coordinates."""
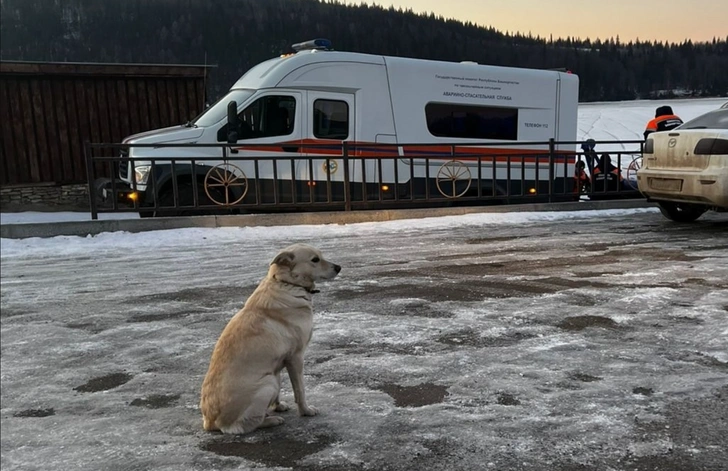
[{"left": 190, "top": 90, "right": 255, "bottom": 128}]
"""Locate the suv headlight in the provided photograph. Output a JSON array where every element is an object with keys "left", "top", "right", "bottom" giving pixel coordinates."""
[{"left": 132, "top": 165, "right": 152, "bottom": 185}]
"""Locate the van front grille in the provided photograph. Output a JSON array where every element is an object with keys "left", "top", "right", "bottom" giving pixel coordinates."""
[{"left": 118, "top": 149, "right": 129, "bottom": 179}]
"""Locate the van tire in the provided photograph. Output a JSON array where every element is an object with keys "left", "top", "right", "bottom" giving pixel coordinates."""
[
  {"left": 657, "top": 202, "right": 707, "bottom": 222},
  {"left": 154, "top": 180, "right": 232, "bottom": 217}
]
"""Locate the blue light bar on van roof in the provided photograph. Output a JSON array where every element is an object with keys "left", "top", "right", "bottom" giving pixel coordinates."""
[{"left": 291, "top": 38, "right": 332, "bottom": 52}]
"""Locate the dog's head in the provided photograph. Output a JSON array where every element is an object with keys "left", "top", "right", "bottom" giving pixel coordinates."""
[{"left": 268, "top": 244, "right": 341, "bottom": 292}]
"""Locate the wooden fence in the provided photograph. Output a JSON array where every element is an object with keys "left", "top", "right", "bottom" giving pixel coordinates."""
[{"left": 0, "top": 61, "right": 211, "bottom": 186}]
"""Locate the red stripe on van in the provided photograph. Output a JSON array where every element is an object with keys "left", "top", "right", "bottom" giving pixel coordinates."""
[{"left": 235, "top": 139, "right": 575, "bottom": 162}]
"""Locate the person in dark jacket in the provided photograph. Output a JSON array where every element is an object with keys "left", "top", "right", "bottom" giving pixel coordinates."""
[
  {"left": 591, "top": 153, "right": 623, "bottom": 192},
  {"left": 643, "top": 105, "right": 683, "bottom": 139},
  {"left": 597, "top": 153, "right": 618, "bottom": 174},
  {"left": 580, "top": 138, "right": 598, "bottom": 174}
]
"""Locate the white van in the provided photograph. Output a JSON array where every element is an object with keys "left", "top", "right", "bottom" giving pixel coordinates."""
[{"left": 112, "top": 39, "right": 579, "bottom": 213}]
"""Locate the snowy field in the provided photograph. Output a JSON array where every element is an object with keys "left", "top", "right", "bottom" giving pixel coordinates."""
[
  {"left": 576, "top": 96, "right": 725, "bottom": 144},
  {"left": 1, "top": 97, "right": 725, "bottom": 226},
  {"left": 1, "top": 207, "right": 727, "bottom": 471}
]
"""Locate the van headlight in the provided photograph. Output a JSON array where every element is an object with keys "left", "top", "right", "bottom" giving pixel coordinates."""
[{"left": 133, "top": 165, "right": 152, "bottom": 184}]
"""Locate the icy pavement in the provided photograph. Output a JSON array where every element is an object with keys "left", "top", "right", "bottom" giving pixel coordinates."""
[
  {"left": 1, "top": 208, "right": 727, "bottom": 471},
  {"left": 0, "top": 211, "right": 140, "bottom": 225}
]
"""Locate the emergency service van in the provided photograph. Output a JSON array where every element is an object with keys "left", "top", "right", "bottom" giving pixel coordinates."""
[{"left": 112, "top": 39, "right": 579, "bottom": 212}]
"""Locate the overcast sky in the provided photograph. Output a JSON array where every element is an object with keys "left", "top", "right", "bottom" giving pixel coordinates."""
[{"left": 339, "top": 0, "right": 727, "bottom": 44}]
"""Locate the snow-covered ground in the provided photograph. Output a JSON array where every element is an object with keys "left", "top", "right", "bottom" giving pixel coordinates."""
[
  {"left": 1, "top": 97, "right": 725, "bottom": 226},
  {"left": 1, "top": 208, "right": 727, "bottom": 470}
]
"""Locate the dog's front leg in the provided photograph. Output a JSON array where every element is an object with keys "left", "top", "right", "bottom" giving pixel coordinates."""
[
  {"left": 285, "top": 354, "right": 318, "bottom": 416},
  {"left": 270, "top": 371, "right": 291, "bottom": 412}
]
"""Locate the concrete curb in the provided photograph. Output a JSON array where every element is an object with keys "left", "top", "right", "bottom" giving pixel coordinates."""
[{"left": 0, "top": 199, "right": 656, "bottom": 239}]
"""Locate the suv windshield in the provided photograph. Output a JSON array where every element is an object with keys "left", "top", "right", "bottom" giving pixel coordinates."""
[
  {"left": 678, "top": 109, "right": 728, "bottom": 130},
  {"left": 190, "top": 90, "right": 254, "bottom": 127}
]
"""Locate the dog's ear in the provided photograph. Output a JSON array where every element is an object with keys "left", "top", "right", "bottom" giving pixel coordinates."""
[{"left": 271, "top": 251, "right": 295, "bottom": 268}]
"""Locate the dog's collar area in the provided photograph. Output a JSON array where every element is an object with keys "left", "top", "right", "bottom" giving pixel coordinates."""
[{"left": 276, "top": 277, "right": 319, "bottom": 294}]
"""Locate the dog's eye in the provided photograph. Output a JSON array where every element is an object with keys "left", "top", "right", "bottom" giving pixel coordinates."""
[{"left": 311, "top": 257, "right": 320, "bottom": 263}]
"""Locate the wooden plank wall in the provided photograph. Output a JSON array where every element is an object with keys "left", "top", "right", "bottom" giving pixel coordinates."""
[{"left": 0, "top": 62, "right": 209, "bottom": 186}]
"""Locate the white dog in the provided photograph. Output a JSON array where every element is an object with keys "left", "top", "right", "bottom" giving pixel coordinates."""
[{"left": 200, "top": 243, "right": 341, "bottom": 434}]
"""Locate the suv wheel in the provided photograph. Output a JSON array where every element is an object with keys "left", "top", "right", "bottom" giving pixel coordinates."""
[{"left": 657, "top": 202, "right": 707, "bottom": 222}]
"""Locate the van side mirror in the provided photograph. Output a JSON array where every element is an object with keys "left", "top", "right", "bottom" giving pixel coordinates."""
[{"left": 226, "top": 100, "right": 239, "bottom": 144}]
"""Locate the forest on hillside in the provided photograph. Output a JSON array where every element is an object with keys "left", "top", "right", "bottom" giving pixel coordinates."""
[{"left": 2, "top": 0, "right": 727, "bottom": 102}]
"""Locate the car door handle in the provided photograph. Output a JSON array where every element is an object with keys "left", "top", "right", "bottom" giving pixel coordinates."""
[{"left": 282, "top": 146, "right": 298, "bottom": 153}]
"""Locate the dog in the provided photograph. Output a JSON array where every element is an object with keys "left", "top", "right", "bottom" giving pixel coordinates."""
[{"left": 200, "top": 243, "right": 341, "bottom": 434}]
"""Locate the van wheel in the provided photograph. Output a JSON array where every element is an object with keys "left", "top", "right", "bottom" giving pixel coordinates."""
[
  {"left": 657, "top": 202, "right": 707, "bottom": 222},
  {"left": 155, "top": 181, "right": 232, "bottom": 217},
  {"left": 436, "top": 160, "right": 471, "bottom": 198},
  {"left": 155, "top": 182, "right": 194, "bottom": 217},
  {"left": 625, "top": 156, "right": 642, "bottom": 190},
  {"left": 204, "top": 163, "right": 248, "bottom": 205}
]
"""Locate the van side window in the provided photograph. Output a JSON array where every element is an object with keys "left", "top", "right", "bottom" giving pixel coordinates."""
[
  {"left": 217, "top": 95, "right": 295, "bottom": 142},
  {"left": 313, "top": 100, "right": 349, "bottom": 139},
  {"left": 425, "top": 103, "right": 518, "bottom": 140}
]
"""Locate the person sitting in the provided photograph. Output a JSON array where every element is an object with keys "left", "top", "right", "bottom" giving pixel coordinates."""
[
  {"left": 643, "top": 106, "right": 683, "bottom": 139},
  {"left": 598, "top": 153, "right": 618, "bottom": 174},
  {"left": 592, "top": 153, "right": 622, "bottom": 192},
  {"left": 574, "top": 160, "right": 591, "bottom": 194}
]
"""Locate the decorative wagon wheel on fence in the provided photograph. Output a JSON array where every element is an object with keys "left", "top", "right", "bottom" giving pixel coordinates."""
[
  {"left": 436, "top": 160, "right": 472, "bottom": 198},
  {"left": 204, "top": 162, "right": 248, "bottom": 206},
  {"left": 625, "top": 156, "right": 643, "bottom": 190}
]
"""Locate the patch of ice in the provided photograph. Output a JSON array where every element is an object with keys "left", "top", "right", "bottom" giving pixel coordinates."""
[
  {"left": 388, "top": 298, "right": 430, "bottom": 306},
  {"left": 628, "top": 439, "right": 675, "bottom": 457}
]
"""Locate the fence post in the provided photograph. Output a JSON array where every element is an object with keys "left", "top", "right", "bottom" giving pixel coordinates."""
[
  {"left": 84, "top": 141, "right": 98, "bottom": 220},
  {"left": 548, "top": 138, "right": 555, "bottom": 203},
  {"left": 343, "top": 141, "right": 351, "bottom": 211}
]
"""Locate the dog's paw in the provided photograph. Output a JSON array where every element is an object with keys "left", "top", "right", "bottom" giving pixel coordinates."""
[
  {"left": 299, "top": 405, "right": 318, "bottom": 417},
  {"left": 261, "top": 415, "right": 285, "bottom": 428},
  {"left": 274, "top": 401, "right": 291, "bottom": 412}
]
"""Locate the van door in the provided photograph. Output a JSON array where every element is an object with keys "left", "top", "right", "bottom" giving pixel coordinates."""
[
  {"left": 222, "top": 91, "right": 304, "bottom": 203},
  {"left": 302, "top": 91, "right": 355, "bottom": 201}
]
